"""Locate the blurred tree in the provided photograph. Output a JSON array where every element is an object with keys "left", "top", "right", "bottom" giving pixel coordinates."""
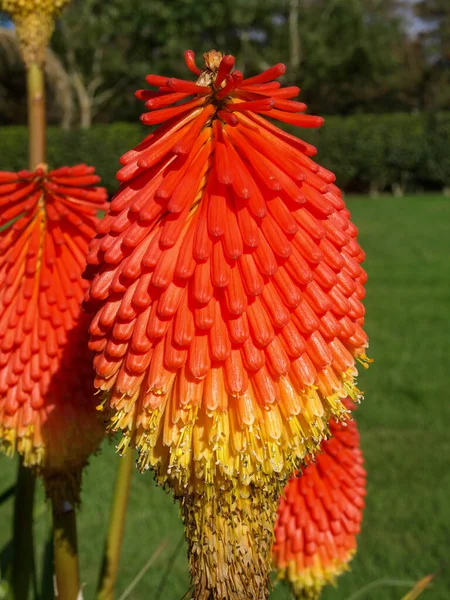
[
  {"left": 415, "top": 0, "right": 450, "bottom": 59},
  {"left": 268, "top": 0, "right": 417, "bottom": 114},
  {"left": 414, "top": 0, "right": 450, "bottom": 110},
  {"left": 0, "top": 25, "right": 72, "bottom": 126},
  {"left": 50, "top": 0, "right": 280, "bottom": 127},
  {"left": 1, "top": 0, "right": 448, "bottom": 125},
  {"left": 50, "top": 0, "right": 418, "bottom": 124}
]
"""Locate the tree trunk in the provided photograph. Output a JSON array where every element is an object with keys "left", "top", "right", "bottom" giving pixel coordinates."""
[
  {"left": 289, "top": 0, "right": 301, "bottom": 71},
  {"left": 369, "top": 181, "right": 379, "bottom": 198},
  {"left": 72, "top": 71, "right": 93, "bottom": 129},
  {"left": 44, "top": 50, "right": 74, "bottom": 130},
  {"left": 392, "top": 183, "right": 404, "bottom": 197}
]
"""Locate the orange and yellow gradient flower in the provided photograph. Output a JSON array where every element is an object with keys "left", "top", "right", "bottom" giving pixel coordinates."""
[
  {"left": 0, "top": 164, "right": 107, "bottom": 502},
  {"left": 273, "top": 400, "right": 366, "bottom": 599},
  {"left": 85, "top": 50, "right": 369, "bottom": 599}
]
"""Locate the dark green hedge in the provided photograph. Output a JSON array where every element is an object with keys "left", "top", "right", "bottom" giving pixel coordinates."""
[
  {"left": 1, "top": 113, "right": 449, "bottom": 195},
  {"left": 0, "top": 123, "right": 145, "bottom": 194},
  {"left": 297, "top": 112, "right": 450, "bottom": 195}
]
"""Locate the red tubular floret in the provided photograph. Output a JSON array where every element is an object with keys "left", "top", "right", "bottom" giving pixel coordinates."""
[
  {"left": 0, "top": 172, "right": 21, "bottom": 183},
  {"left": 239, "top": 82, "right": 281, "bottom": 94},
  {"left": 145, "top": 74, "right": 171, "bottom": 87},
  {"left": 145, "top": 92, "right": 190, "bottom": 110},
  {"left": 135, "top": 90, "right": 169, "bottom": 101},
  {"left": 214, "top": 55, "right": 236, "bottom": 89},
  {"left": 184, "top": 50, "right": 201, "bottom": 75},
  {"left": 140, "top": 97, "right": 206, "bottom": 125},
  {"left": 166, "top": 78, "right": 211, "bottom": 95},
  {"left": 215, "top": 75, "right": 236, "bottom": 100},
  {"left": 273, "top": 99, "right": 307, "bottom": 113},
  {"left": 269, "top": 111, "right": 324, "bottom": 129},
  {"left": 217, "top": 110, "right": 239, "bottom": 127},
  {"left": 240, "top": 63, "right": 286, "bottom": 87},
  {"left": 49, "top": 165, "right": 93, "bottom": 177},
  {"left": 228, "top": 98, "right": 275, "bottom": 113},
  {"left": 215, "top": 71, "right": 243, "bottom": 100}
]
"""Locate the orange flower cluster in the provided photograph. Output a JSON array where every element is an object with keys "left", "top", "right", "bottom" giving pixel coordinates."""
[
  {"left": 85, "top": 50, "right": 369, "bottom": 599},
  {"left": 273, "top": 400, "right": 366, "bottom": 599},
  {"left": 0, "top": 164, "right": 107, "bottom": 500}
]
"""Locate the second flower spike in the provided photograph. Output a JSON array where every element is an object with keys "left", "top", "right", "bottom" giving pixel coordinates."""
[
  {"left": 0, "top": 164, "right": 107, "bottom": 503},
  {"left": 273, "top": 399, "right": 366, "bottom": 599},
  {"left": 85, "top": 50, "right": 369, "bottom": 600}
]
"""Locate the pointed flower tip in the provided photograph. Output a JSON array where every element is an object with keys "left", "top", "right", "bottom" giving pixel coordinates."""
[
  {"left": 273, "top": 400, "right": 366, "bottom": 599},
  {"left": 0, "top": 164, "right": 108, "bottom": 501},
  {"left": 136, "top": 49, "right": 322, "bottom": 132},
  {"left": 184, "top": 49, "right": 199, "bottom": 73}
]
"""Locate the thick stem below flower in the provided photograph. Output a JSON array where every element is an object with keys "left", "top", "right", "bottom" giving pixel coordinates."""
[
  {"left": 52, "top": 500, "right": 79, "bottom": 600},
  {"left": 182, "top": 482, "right": 279, "bottom": 600},
  {"left": 10, "top": 458, "right": 36, "bottom": 600},
  {"left": 97, "top": 450, "right": 135, "bottom": 600},
  {"left": 27, "top": 61, "right": 46, "bottom": 169}
]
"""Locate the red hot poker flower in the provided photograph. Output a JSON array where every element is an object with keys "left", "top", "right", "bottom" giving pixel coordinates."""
[
  {"left": 273, "top": 399, "right": 366, "bottom": 599},
  {"left": 0, "top": 164, "right": 108, "bottom": 502},
  {"left": 85, "top": 50, "right": 369, "bottom": 599}
]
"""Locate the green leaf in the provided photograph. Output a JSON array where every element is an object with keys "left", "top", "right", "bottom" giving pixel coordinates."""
[
  {"left": 0, "top": 486, "right": 15, "bottom": 506},
  {"left": 401, "top": 574, "right": 435, "bottom": 600}
]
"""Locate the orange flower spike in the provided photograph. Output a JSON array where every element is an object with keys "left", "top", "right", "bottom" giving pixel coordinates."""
[
  {"left": 0, "top": 164, "right": 108, "bottom": 503},
  {"left": 273, "top": 400, "right": 366, "bottom": 599},
  {"left": 85, "top": 50, "right": 370, "bottom": 600}
]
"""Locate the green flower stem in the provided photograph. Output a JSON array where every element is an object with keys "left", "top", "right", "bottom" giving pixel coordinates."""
[
  {"left": 52, "top": 501, "right": 80, "bottom": 600},
  {"left": 97, "top": 450, "right": 135, "bottom": 600},
  {"left": 27, "top": 61, "right": 46, "bottom": 168},
  {"left": 10, "top": 458, "right": 36, "bottom": 600}
]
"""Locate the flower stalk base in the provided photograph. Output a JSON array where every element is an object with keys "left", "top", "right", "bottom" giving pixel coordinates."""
[
  {"left": 97, "top": 450, "right": 135, "bottom": 600},
  {"left": 44, "top": 467, "right": 83, "bottom": 507},
  {"left": 27, "top": 61, "right": 46, "bottom": 168},
  {"left": 182, "top": 483, "right": 278, "bottom": 600},
  {"left": 52, "top": 500, "right": 80, "bottom": 600},
  {"left": 10, "top": 459, "right": 36, "bottom": 600}
]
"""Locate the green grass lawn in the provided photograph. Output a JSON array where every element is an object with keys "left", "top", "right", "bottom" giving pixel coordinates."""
[{"left": 1, "top": 195, "right": 449, "bottom": 599}]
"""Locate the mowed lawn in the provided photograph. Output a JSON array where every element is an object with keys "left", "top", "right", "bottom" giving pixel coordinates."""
[{"left": 1, "top": 195, "right": 449, "bottom": 599}]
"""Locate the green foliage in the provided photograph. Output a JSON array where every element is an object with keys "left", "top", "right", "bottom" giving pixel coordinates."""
[
  {"left": 297, "top": 117, "right": 361, "bottom": 188},
  {"left": 0, "top": 123, "right": 145, "bottom": 192},
  {"left": 348, "top": 115, "right": 389, "bottom": 194},
  {"left": 276, "top": 112, "right": 443, "bottom": 194},
  {"left": 383, "top": 114, "right": 427, "bottom": 194},
  {"left": 0, "top": 113, "right": 449, "bottom": 194},
  {"left": 423, "top": 112, "right": 450, "bottom": 189},
  {"left": 274, "top": 0, "right": 408, "bottom": 114},
  {"left": 413, "top": 0, "right": 450, "bottom": 111},
  {"left": 3, "top": 0, "right": 446, "bottom": 124}
]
